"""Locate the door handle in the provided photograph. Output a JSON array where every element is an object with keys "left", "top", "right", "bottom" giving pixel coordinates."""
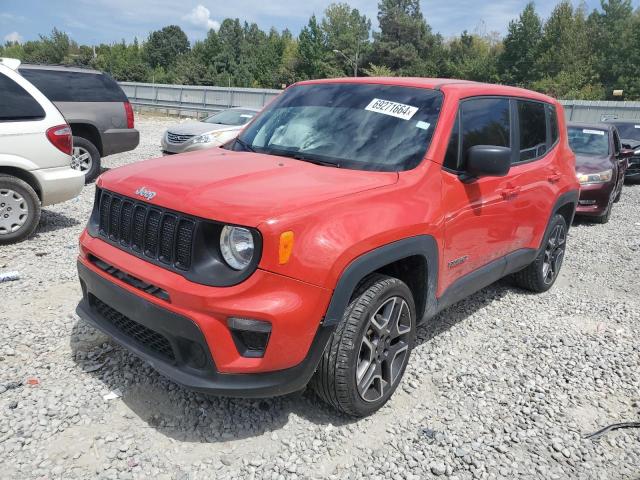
[
  {"left": 548, "top": 170, "right": 562, "bottom": 184},
  {"left": 500, "top": 187, "right": 520, "bottom": 200}
]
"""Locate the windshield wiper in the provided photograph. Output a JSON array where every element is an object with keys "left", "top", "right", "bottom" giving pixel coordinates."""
[
  {"left": 234, "top": 137, "right": 255, "bottom": 152},
  {"left": 293, "top": 153, "right": 341, "bottom": 168},
  {"left": 260, "top": 148, "right": 340, "bottom": 168}
]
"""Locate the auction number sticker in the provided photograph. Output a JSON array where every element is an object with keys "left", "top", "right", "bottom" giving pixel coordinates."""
[
  {"left": 583, "top": 129, "right": 605, "bottom": 135},
  {"left": 365, "top": 98, "right": 418, "bottom": 120}
]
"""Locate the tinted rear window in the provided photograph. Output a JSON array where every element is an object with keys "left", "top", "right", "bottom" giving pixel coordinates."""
[
  {"left": 0, "top": 72, "right": 45, "bottom": 121},
  {"left": 19, "top": 68, "right": 127, "bottom": 102},
  {"left": 517, "top": 100, "right": 547, "bottom": 162}
]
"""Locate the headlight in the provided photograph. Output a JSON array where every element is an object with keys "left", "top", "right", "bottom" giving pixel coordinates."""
[
  {"left": 193, "top": 133, "right": 220, "bottom": 144},
  {"left": 220, "top": 226, "right": 255, "bottom": 270},
  {"left": 577, "top": 169, "right": 613, "bottom": 184}
]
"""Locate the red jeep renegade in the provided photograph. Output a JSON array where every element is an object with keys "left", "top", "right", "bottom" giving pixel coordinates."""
[{"left": 77, "top": 78, "right": 579, "bottom": 416}]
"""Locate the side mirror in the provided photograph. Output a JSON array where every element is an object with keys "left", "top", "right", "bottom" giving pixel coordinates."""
[
  {"left": 620, "top": 148, "right": 635, "bottom": 159},
  {"left": 463, "top": 145, "right": 511, "bottom": 181}
]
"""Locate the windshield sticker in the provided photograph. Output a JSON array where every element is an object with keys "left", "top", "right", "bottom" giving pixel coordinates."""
[
  {"left": 635, "top": 125, "right": 640, "bottom": 129},
  {"left": 240, "top": 114, "right": 254, "bottom": 118},
  {"left": 365, "top": 98, "right": 418, "bottom": 120},
  {"left": 583, "top": 129, "right": 605, "bottom": 136},
  {"left": 416, "top": 121, "right": 431, "bottom": 130}
]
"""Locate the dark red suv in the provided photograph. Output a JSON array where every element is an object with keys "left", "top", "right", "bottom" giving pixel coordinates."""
[{"left": 77, "top": 78, "right": 579, "bottom": 416}]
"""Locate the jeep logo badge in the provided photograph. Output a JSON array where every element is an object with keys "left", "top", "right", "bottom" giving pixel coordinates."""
[{"left": 135, "top": 187, "right": 156, "bottom": 201}]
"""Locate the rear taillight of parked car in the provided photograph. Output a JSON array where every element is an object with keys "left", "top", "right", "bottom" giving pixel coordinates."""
[
  {"left": 124, "top": 101, "right": 135, "bottom": 129},
  {"left": 46, "top": 125, "right": 73, "bottom": 155}
]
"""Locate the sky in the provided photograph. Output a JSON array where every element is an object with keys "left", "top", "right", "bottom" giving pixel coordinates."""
[{"left": 1, "top": 0, "right": 607, "bottom": 46}]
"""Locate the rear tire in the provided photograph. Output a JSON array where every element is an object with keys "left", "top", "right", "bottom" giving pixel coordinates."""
[
  {"left": 0, "top": 175, "right": 41, "bottom": 245},
  {"left": 511, "top": 214, "right": 567, "bottom": 293},
  {"left": 71, "top": 136, "right": 101, "bottom": 184},
  {"left": 311, "top": 274, "right": 416, "bottom": 417}
]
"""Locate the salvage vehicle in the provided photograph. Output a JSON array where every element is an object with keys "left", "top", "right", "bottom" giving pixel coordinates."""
[
  {"left": 0, "top": 58, "right": 84, "bottom": 244},
  {"left": 76, "top": 78, "right": 579, "bottom": 416},
  {"left": 603, "top": 119, "right": 640, "bottom": 182},
  {"left": 19, "top": 64, "right": 139, "bottom": 183},
  {"left": 160, "top": 107, "right": 259, "bottom": 155},
  {"left": 567, "top": 122, "right": 632, "bottom": 223}
]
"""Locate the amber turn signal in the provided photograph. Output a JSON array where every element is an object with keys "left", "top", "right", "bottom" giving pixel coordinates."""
[{"left": 279, "top": 231, "right": 294, "bottom": 264}]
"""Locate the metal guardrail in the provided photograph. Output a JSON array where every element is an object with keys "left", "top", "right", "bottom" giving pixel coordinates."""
[
  {"left": 118, "top": 82, "right": 282, "bottom": 117},
  {"left": 118, "top": 81, "right": 640, "bottom": 123},
  {"left": 560, "top": 100, "right": 640, "bottom": 123}
]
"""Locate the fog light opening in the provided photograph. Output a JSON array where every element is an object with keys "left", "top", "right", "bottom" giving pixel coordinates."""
[{"left": 227, "top": 317, "right": 272, "bottom": 358}]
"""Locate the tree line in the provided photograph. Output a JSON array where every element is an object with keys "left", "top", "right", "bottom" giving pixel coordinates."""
[{"left": 2, "top": 0, "right": 639, "bottom": 100}]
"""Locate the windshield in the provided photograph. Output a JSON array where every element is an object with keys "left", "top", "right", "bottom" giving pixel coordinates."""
[
  {"left": 204, "top": 109, "right": 256, "bottom": 126},
  {"left": 568, "top": 127, "right": 609, "bottom": 156},
  {"left": 613, "top": 123, "right": 640, "bottom": 143},
  {"left": 232, "top": 83, "right": 444, "bottom": 171}
]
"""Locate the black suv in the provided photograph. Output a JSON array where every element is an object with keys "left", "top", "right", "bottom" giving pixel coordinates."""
[{"left": 19, "top": 65, "right": 140, "bottom": 183}]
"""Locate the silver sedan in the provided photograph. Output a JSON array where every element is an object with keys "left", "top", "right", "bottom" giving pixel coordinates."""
[{"left": 161, "top": 107, "right": 259, "bottom": 154}]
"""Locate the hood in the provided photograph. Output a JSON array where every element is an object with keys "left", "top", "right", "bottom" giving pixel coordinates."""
[
  {"left": 574, "top": 154, "right": 613, "bottom": 174},
  {"left": 98, "top": 149, "right": 398, "bottom": 226},
  {"left": 166, "top": 121, "right": 239, "bottom": 136}
]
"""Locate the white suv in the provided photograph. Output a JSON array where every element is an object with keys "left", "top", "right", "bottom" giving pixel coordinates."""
[{"left": 0, "top": 58, "right": 84, "bottom": 244}]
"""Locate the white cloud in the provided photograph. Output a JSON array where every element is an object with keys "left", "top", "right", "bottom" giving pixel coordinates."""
[
  {"left": 4, "top": 31, "right": 23, "bottom": 43},
  {"left": 183, "top": 5, "right": 220, "bottom": 31}
]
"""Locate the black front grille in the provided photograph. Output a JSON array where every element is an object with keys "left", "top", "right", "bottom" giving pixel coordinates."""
[
  {"left": 90, "top": 295, "right": 175, "bottom": 362},
  {"left": 628, "top": 157, "right": 640, "bottom": 174},
  {"left": 167, "top": 132, "right": 194, "bottom": 144},
  {"left": 97, "top": 190, "right": 196, "bottom": 271}
]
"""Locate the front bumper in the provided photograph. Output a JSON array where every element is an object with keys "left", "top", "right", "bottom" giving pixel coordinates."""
[
  {"left": 76, "top": 261, "right": 334, "bottom": 397},
  {"left": 626, "top": 157, "right": 640, "bottom": 181},
  {"left": 576, "top": 181, "right": 614, "bottom": 217},
  {"left": 76, "top": 232, "right": 334, "bottom": 396},
  {"left": 32, "top": 166, "right": 84, "bottom": 206}
]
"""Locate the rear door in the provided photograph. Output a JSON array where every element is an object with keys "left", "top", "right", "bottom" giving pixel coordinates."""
[
  {"left": 505, "top": 100, "right": 559, "bottom": 251},
  {"left": 440, "top": 97, "right": 517, "bottom": 292}
]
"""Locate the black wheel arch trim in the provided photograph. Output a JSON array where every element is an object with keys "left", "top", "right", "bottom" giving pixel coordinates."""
[
  {"left": 551, "top": 189, "right": 579, "bottom": 228},
  {"left": 324, "top": 235, "right": 439, "bottom": 326}
]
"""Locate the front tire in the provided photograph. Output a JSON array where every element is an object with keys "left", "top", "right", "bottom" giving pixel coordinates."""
[
  {"left": 311, "top": 274, "right": 416, "bottom": 417},
  {"left": 0, "top": 175, "right": 41, "bottom": 245},
  {"left": 71, "top": 136, "right": 101, "bottom": 184},
  {"left": 511, "top": 213, "right": 567, "bottom": 293}
]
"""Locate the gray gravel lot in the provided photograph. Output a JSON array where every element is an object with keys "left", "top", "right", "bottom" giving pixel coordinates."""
[{"left": 1, "top": 116, "right": 639, "bottom": 479}]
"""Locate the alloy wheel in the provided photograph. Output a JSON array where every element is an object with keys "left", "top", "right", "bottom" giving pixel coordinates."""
[
  {"left": 356, "top": 296, "right": 412, "bottom": 403},
  {"left": 71, "top": 146, "right": 92, "bottom": 172},
  {"left": 542, "top": 224, "right": 566, "bottom": 285},
  {"left": 0, "top": 188, "right": 29, "bottom": 235}
]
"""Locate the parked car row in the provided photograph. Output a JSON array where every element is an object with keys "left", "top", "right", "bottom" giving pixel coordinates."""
[{"left": 1, "top": 58, "right": 638, "bottom": 415}]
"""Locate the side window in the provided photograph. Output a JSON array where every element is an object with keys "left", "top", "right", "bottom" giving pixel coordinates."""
[
  {"left": 19, "top": 69, "right": 127, "bottom": 102},
  {"left": 460, "top": 98, "right": 510, "bottom": 169},
  {"left": 517, "top": 100, "right": 547, "bottom": 162},
  {"left": 443, "top": 114, "right": 460, "bottom": 170},
  {"left": 548, "top": 105, "right": 559, "bottom": 145},
  {"left": 0, "top": 72, "right": 46, "bottom": 122}
]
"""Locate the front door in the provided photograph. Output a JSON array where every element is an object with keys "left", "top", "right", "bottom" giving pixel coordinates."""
[{"left": 440, "top": 97, "right": 517, "bottom": 295}]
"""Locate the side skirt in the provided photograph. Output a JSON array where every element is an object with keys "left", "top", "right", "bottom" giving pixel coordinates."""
[{"left": 425, "top": 248, "right": 537, "bottom": 320}]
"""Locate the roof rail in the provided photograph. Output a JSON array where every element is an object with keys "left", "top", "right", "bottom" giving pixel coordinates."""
[{"left": 0, "top": 58, "right": 21, "bottom": 70}]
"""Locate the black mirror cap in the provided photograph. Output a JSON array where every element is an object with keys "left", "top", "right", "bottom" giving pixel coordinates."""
[{"left": 466, "top": 145, "right": 512, "bottom": 179}]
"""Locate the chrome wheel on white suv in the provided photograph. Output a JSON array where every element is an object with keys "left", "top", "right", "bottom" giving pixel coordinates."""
[{"left": 71, "top": 146, "right": 92, "bottom": 172}]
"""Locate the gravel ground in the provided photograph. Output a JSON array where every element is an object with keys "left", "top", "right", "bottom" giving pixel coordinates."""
[{"left": 1, "top": 116, "right": 639, "bottom": 480}]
